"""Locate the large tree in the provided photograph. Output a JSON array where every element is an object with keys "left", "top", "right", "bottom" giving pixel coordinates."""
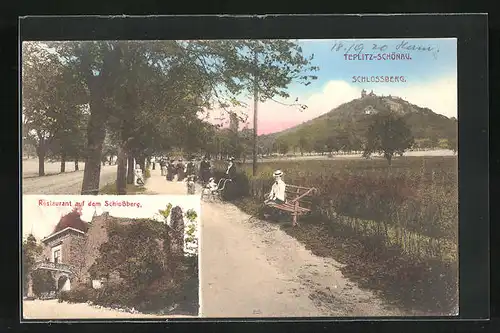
[
  {"left": 362, "top": 111, "right": 414, "bottom": 165},
  {"left": 22, "top": 234, "right": 43, "bottom": 296},
  {"left": 22, "top": 42, "right": 72, "bottom": 176},
  {"left": 48, "top": 40, "right": 317, "bottom": 193}
]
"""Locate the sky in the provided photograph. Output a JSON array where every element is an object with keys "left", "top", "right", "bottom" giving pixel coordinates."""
[
  {"left": 22, "top": 195, "right": 201, "bottom": 241},
  {"left": 206, "top": 38, "right": 457, "bottom": 135}
]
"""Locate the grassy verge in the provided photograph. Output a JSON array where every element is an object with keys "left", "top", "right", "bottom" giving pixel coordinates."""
[
  {"left": 99, "top": 182, "right": 147, "bottom": 195},
  {"left": 99, "top": 168, "right": 150, "bottom": 195},
  {"left": 227, "top": 156, "right": 458, "bottom": 316},
  {"left": 234, "top": 197, "right": 457, "bottom": 315}
]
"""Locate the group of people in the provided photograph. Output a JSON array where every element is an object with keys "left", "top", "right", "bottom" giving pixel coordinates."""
[
  {"left": 158, "top": 157, "right": 197, "bottom": 182},
  {"left": 136, "top": 156, "right": 286, "bottom": 203},
  {"left": 153, "top": 155, "right": 238, "bottom": 196}
]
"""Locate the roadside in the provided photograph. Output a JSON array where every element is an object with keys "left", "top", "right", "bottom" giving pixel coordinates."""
[
  {"left": 23, "top": 299, "right": 195, "bottom": 320},
  {"left": 234, "top": 197, "right": 458, "bottom": 316},
  {"left": 22, "top": 163, "right": 117, "bottom": 195},
  {"left": 145, "top": 168, "right": 407, "bottom": 317}
]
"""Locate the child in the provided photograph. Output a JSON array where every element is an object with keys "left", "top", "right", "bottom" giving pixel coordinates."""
[{"left": 202, "top": 177, "right": 218, "bottom": 197}]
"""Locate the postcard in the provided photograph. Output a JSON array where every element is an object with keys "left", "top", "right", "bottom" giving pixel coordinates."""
[{"left": 21, "top": 38, "right": 458, "bottom": 317}]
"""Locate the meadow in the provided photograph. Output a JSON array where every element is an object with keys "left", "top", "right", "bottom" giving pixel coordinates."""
[{"left": 216, "top": 155, "right": 459, "bottom": 314}]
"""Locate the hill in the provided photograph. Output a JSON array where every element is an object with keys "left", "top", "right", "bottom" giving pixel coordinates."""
[{"left": 259, "top": 94, "right": 457, "bottom": 152}]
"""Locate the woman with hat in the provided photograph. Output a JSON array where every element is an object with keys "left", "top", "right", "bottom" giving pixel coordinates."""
[
  {"left": 265, "top": 170, "right": 286, "bottom": 204},
  {"left": 225, "top": 157, "right": 236, "bottom": 181}
]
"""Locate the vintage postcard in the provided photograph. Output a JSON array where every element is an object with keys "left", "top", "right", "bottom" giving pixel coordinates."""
[
  {"left": 21, "top": 38, "right": 458, "bottom": 317},
  {"left": 21, "top": 195, "right": 201, "bottom": 320}
]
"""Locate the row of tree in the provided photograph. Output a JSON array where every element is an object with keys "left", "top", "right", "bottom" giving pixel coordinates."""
[
  {"left": 22, "top": 40, "right": 318, "bottom": 193},
  {"left": 250, "top": 111, "right": 457, "bottom": 164}
]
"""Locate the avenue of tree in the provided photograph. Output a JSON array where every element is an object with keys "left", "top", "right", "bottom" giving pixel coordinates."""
[
  {"left": 22, "top": 40, "right": 318, "bottom": 193},
  {"left": 22, "top": 40, "right": 456, "bottom": 192}
]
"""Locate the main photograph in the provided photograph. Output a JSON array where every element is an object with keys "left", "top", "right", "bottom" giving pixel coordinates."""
[{"left": 21, "top": 39, "right": 458, "bottom": 317}]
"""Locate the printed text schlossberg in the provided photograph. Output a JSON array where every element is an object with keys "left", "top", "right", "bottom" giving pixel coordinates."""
[{"left": 352, "top": 76, "right": 407, "bottom": 83}]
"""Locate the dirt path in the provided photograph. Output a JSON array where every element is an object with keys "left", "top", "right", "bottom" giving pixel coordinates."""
[
  {"left": 145, "top": 169, "right": 406, "bottom": 317},
  {"left": 23, "top": 300, "right": 194, "bottom": 320}
]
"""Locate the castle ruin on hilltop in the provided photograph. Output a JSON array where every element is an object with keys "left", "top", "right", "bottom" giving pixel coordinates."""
[{"left": 360, "top": 89, "right": 376, "bottom": 98}]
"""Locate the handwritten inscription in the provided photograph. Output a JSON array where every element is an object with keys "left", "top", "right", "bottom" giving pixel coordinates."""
[{"left": 332, "top": 40, "right": 440, "bottom": 59}]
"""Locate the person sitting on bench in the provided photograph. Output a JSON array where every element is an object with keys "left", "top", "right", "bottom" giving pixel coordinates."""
[
  {"left": 135, "top": 164, "right": 145, "bottom": 186},
  {"left": 265, "top": 170, "right": 286, "bottom": 204}
]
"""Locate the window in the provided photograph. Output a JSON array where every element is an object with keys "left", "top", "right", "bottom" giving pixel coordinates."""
[{"left": 52, "top": 247, "right": 61, "bottom": 264}]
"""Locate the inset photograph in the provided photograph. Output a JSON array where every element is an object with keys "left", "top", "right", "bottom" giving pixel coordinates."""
[{"left": 21, "top": 195, "right": 200, "bottom": 320}]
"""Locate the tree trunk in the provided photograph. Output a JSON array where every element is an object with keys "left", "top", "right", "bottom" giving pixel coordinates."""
[
  {"left": 36, "top": 143, "right": 45, "bottom": 177},
  {"left": 108, "top": 156, "right": 113, "bottom": 165},
  {"left": 387, "top": 154, "right": 392, "bottom": 166},
  {"left": 60, "top": 152, "right": 66, "bottom": 173},
  {"left": 81, "top": 108, "right": 107, "bottom": 195},
  {"left": 116, "top": 145, "right": 128, "bottom": 195},
  {"left": 74, "top": 159, "right": 79, "bottom": 171},
  {"left": 138, "top": 154, "right": 146, "bottom": 173},
  {"left": 127, "top": 155, "right": 135, "bottom": 184}
]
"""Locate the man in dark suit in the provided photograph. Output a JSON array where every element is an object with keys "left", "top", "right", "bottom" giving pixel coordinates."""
[
  {"left": 199, "top": 155, "right": 212, "bottom": 185},
  {"left": 185, "top": 157, "right": 197, "bottom": 180}
]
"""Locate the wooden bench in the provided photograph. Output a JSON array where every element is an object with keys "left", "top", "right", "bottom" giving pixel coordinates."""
[{"left": 266, "top": 184, "right": 318, "bottom": 226}]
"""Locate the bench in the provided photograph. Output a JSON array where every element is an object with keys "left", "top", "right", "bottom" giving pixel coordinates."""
[{"left": 266, "top": 184, "right": 318, "bottom": 226}]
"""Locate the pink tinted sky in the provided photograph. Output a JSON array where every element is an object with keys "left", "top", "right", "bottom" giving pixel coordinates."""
[{"left": 204, "top": 76, "right": 457, "bottom": 135}]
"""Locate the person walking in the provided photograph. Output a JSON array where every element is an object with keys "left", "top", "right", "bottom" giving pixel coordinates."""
[
  {"left": 166, "top": 157, "right": 175, "bottom": 181},
  {"left": 199, "top": 155, "right": 212, "bottom": 185},
  {"left": 160, "top": 158, "right": 166, "bottom": 176},
  {"left": 185, "top": 157, "right": 197, "bottom": 180},
  {"left": 176, "top": 158, "right": 186, "bottom": 182}
]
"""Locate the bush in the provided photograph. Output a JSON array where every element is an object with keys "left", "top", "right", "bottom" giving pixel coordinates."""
[
  {"left": 228, "top": 156, "right": 458, "bottom": 260},
  {"left": 99, "top": 181, "right": 147, "bottom": 195},
  {"left": 58, "top": 285, "right": 97, "bottom": 304},
  {"left": 92, "top": 283, "right": 139, "bottom": 308}
]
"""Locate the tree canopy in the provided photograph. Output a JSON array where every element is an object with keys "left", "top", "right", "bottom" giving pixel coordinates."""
[{"left": 362, "top": 111, "right": 415, "bottom": 165}]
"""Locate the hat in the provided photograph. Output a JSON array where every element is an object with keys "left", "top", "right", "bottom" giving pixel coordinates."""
[
  {"left": 209, "top": 177, "right": 215, "bottom": 182},
  {"left": 229, "top": 157, "right": 235, "bottom": 161},
  {"left": 273, "top": 170, "right": 283, "bottom": 177}
]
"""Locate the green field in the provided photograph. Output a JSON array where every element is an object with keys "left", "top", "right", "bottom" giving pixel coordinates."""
[{"left": 218, "top": 155, "right": 459, "bottom": 314}]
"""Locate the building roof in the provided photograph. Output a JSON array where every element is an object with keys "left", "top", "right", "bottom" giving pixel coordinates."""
[{"left": 52, "top": 210, "right": 89, "bottom": 235}]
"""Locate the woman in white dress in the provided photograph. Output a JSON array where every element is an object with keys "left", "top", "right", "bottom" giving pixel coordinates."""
[
  {"left": 134, "top": 164, "right": 145, "bottom": 186},
  {"left": 265, "top": 170, "right": 286, "bottom": 204}
]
